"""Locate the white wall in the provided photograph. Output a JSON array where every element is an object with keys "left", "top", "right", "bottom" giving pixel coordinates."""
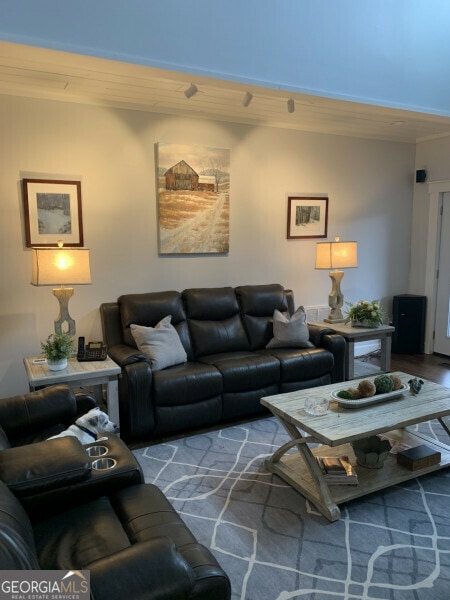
[
  {"left": 411, "top": 135, "right": 450, "bottom": 294},
  {"left": 0, "top": 94, "right": 414, "bottom": 396},
  {"left": 409, "top": 134, "right": 450, "bottom": 352}
]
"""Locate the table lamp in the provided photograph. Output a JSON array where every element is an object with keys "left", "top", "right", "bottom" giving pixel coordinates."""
[
  {"left": 315, "top": 237, "right": 358, "bottom": 323},
  {"left": 31, "top": 242, "right": 91, "bottom": 337}
]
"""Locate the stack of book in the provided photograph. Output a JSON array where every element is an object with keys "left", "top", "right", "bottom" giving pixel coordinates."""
[{"left": 317, "top": 455, "right": 359, "bottom": 485}]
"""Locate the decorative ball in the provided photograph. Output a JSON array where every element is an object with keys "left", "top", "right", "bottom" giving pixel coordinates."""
[
  {"left": 347, "top": 387, "right": 362, "bottom": 399},
  {"left": 374, "top": 374, "right": 394, "bottom": 394},
  {"left": 337, "top": 390, "right": 353, "bottom": 399},
  {"left": 358, "top": 380, "right": 376, "bottom": 398},
  {"left": 389, "top": 374, "right": 402, "bottom": 391}
]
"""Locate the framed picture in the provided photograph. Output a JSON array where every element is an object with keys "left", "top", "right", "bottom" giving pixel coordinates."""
[
  {"left": 156, "top": 142, "right": 230, "bottom": 254},
  {"left": 23, "top": 179, "right": 84, "bottom": 247},
  {"left": 287, "top": 195, "right": 328, "bottom": 239}
]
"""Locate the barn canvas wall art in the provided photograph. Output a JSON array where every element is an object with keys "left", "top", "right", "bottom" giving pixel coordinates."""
[{"left": 156, "top": 143, "right": 230, "bottom": 254}]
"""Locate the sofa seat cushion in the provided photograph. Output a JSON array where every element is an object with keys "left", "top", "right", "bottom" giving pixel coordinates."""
[
  {"left": 152, "top": 362, "right": 222, "bottom": 407},
  {"left": 34, "top": 495, "right": 131, "bottom": 569},
  {"left": 35, "top": 484, "right": 204, "bottom": 572},
  {"left": 34, "top": 484, "right": 224, "bottom": 597},
  {"left": 259, "top": 347, "right": 334, "bottom": 382},
  {"left": 198, "top": 352, "right": 280, "bottom": 392},
  {"left": 152, "top": 362, "right": 223, "bottom": 435}
]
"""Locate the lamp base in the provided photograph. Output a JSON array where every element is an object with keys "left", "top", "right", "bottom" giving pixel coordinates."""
[
  {"left": 53, "top": 286, "right": 76, "bottom": 337},
  {"left": 326, "top": 270, "right": 345, "bottom": 324},
  {"left": 324, "top": 317, "right": 345, "bottom": 324}
]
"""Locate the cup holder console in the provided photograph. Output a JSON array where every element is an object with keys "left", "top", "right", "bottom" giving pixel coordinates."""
[
  {"left": 86, "top": 445, "right": 108, "bottom": 457},
  {"left": 92, "top": 457, "right": 117, "bottom": 471}
]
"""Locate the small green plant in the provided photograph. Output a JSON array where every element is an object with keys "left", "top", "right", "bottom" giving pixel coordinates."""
[
  {"left": 344, "top": 299, "right": 384, "bottom": 327},
  {"left": 40, "top": 332, "right": 75, "bottom": 361}
]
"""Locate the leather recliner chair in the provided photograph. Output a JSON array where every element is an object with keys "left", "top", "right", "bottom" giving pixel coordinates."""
[
  {"left": 0, "top": 386, "right": 231, "bottom": 599},
  {"left": 0, "top": 475, "right": 231, "bottom": 599}
]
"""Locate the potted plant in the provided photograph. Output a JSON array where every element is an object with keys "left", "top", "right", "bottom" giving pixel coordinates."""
[
  {"left": 344, "top": 299, "right": 385, "bottom": 328},
  {"left": 40, "top": 332, "right": 75, "bottom": 371}
]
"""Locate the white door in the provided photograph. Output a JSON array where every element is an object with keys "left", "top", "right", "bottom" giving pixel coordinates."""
[{"left": 434, "top": 192, "right": 450, "bottom": 356}]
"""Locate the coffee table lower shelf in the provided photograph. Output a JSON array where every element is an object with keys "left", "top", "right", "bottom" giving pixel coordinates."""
[{"left": 265, "top": 429, "right": 450, "bottom": 522}]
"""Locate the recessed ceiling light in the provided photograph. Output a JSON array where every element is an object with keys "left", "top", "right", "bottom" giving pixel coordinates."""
[
  {"left": 243, "top": 92, "right": 253, "bottom": 107},
  {"left": 184, "top": 84, "right": 198, "bottom": 99}
]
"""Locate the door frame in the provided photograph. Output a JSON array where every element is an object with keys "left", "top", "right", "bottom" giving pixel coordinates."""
[{"left": 424, "top": 180, "right": 450, "bottom": 353}]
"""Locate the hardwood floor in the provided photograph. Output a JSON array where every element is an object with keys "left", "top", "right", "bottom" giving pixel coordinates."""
[
  {"left": 367, "top": 354, "right": 450, "bottom": 388},
  {"left": 390, "top": 352, "right": 450, "bottom": 388}
]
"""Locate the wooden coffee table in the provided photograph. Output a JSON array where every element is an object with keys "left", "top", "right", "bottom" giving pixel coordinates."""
[{"left": 261, "top": 372, "right": 450, "bottom": 521}]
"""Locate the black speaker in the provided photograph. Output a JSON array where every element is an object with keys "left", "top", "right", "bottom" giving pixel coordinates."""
[
  {"left": 392, "top": 294, "right": 426, "bottom": 354},
  {"left": 416, "top": 169, "right": 427, "bottom": 183}
]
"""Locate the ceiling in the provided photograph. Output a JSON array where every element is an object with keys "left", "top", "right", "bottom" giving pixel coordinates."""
[{"left": 2, "top": 41, "right": 450, "bottom": 144}]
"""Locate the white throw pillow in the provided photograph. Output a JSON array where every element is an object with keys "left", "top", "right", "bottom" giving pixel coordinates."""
[
  {"left": 130, "top": 315, "right": 187, "bottom": 371},
  {"left": 266, "top": 306, "right": 314, "bottom": 349}
]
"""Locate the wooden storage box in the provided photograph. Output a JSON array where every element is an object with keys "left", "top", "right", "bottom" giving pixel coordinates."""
[{"left": 397, "top": 445, "right": 441, "bottom": 471}]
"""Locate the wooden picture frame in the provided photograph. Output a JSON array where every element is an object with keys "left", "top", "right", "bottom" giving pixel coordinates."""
[
  {"left": 287, "top": 195, "right": 328, "bottom": 239},
  {"left": 23, "top": 178, "right": 84, "bottom": 247}
]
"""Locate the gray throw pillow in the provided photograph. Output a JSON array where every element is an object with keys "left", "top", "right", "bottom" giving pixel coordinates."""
[
  {"left": 266, "top": 306, "right": 314, "bottom": 349},
  {"left": 130, "top": 315, "right": 187, "bottom": 371}
]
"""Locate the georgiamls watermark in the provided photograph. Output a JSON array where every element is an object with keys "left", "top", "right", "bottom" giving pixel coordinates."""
[{"left": 0, "top": 571, "right": 90, "bottom": 600}]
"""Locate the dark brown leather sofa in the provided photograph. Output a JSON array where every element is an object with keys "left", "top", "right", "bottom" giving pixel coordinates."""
[
  {"left": 0, "top": 386, "right": 231, "bottom": 599},
  {"left": 100, "top": 283, "right": 345, "bottom": 442}
]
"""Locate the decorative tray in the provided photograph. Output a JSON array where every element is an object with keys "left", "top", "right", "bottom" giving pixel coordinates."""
[{"left": 330, "top": 383, "right": 409, "bottom": 408}]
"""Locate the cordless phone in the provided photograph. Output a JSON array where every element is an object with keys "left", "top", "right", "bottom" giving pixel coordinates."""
[{"left": 77, "top": 337, "right": 107, "bottom": 361}]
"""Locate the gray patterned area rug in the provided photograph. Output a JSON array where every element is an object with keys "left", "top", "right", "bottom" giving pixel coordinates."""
[{"left": 133, "top": 417, "right": 450, "bottom": 600}]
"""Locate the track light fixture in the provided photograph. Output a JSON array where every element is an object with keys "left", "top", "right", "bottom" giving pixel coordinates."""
[
  {"left": 242, "top": 92, "right": 253, "bottom": 107},
  {"left": 184, "top": 83, "right": 198, "bottom": 99},
  {"left": 287, "top": 98, "right": 295, "bottom": 113}
]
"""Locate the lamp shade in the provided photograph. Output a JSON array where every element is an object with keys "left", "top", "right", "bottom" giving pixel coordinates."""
[
  {"left": 315, "top": 241, "right": 358, "bottom": 270},
  {"left": 31, "top": 247, "right": 91, "bottom": 286}
]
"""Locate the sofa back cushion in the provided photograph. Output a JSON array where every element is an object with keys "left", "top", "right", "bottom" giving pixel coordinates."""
[
  {"left": 0, "top": 481, "right": 40, "bottom": 569},
  {"left": 0, "top": 385, "right": 77, "bottom": 446},
  {"left": 183, "top": 287, "right": 250, "bottom": 357},
  {"left": 119, "top": 291, "right": 193, "bottom": 360},
  {"left": 236, "top": 284, "right": 290, "bottom": 350}
]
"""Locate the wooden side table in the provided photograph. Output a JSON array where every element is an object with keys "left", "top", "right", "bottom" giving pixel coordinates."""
[
  {"left": 23, "top": 356, "right": 121, "bottom": 426},
  {"left": 309, "top": 321, "right": 395, "bottom": 380}
]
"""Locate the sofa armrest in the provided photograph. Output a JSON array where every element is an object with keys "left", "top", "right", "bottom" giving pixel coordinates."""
[
  {"left": 107, "top": 343, "right": 147, "bottom": 367},
  {"left": 104, "top": 346, "right": 155, "bottom": 442},
  {"left": 308, "top": 325, "right": 346, "bottom": 383},
  {"left": 119, "top": 362, "right": 155, "bottom": 441},
  {"left": 89, "top": 537, "right": 195, "bottom": 600},
  {"left": 20, "top": 435, "right": 144, "bottom": 522},
  {"left": 0, "top": 438, "right": 91, "bottom": 496}
]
